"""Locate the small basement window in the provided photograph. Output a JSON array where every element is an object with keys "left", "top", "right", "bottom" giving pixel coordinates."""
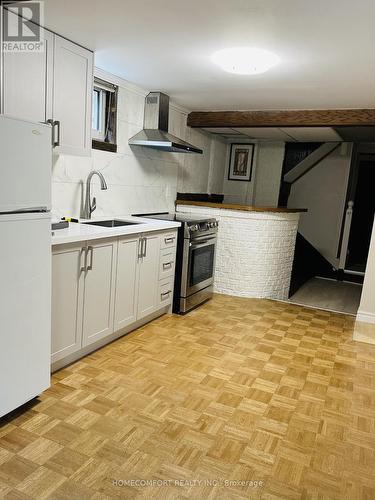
[{"left": 92, "top": 77, "right": 118, "bottom": 152}]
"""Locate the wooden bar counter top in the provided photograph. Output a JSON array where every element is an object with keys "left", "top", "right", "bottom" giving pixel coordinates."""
[{"left": 175, "top": 200, "right": 307, "bottom": 213}]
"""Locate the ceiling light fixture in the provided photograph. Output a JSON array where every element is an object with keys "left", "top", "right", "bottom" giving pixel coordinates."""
[{"left": 211, "top": 47, "right": 280, "bottom": 75}]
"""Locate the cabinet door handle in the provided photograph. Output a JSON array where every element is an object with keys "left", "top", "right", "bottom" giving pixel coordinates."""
[
  {"left": 138, "top": 238, "right": 143, "bottom": 259},
  {"left": 46, "top": 119, "right": 54, "bottom": 146},
  {"left": 164, "top": 237, "right": 175, "bottom": 244},
  {"left": 143, "top": 237, "right": 147, "bottom": 258},
  {"left": 163, "top": 262, "right": 173, "bottom": 269},
  {"left": 161, "top": 290, "right": 172, "bottom": 298},
  {"left": 80, "top": 247, "right": 88, "bottom": 272},
  {"left": 87, "top": 246, "right": 94, "bottom": 270},
  {"left": 53, "top": 120, "right": 61, "bottom": 147}
]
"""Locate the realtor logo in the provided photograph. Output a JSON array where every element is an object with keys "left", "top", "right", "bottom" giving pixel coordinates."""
[{"left": 1, "top": 1, "right": 44, "bottom": 52}]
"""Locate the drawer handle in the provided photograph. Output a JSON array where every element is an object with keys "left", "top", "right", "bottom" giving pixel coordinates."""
[
  {"left": 163, "top": 262, "right": 173, "bottom": 269},
  {"left": 161, "top": 290, "right": 172, "bottom": 298},
  {"left": 164, "top": 237, "right": 175, "bottom": 244}
]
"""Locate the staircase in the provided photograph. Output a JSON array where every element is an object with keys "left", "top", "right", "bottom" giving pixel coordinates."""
[
  {"left": 284, "top": 142, "right": 341, "bottom": 183},
  {"left": 290, "top": 233, "right": 363, "bottom": 299},
  {"left": 279, "top": 142, "right": 363, "bottom": 297}
]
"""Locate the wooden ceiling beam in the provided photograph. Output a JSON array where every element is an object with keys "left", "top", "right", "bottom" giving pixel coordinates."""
[{"left": 187, "top": 109, "right": 375, "bottom": 128}]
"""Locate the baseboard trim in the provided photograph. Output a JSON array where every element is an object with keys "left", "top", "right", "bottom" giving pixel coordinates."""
[{"left": 356, "top": 311, "right": 375, "bottom": 324}]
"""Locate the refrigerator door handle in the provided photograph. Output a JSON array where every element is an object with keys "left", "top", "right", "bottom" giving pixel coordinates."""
[{"left": 0, "top": 207, "right": 48, "bottom": 215}]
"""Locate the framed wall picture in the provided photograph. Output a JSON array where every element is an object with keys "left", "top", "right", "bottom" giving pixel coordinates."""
[{"left": 228, "top": 143, "right": 255, "bottom": 181}]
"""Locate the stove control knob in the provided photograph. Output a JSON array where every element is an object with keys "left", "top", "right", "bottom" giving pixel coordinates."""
[{"left": 190, "top": 224, "right": 199, "bottom": 232}]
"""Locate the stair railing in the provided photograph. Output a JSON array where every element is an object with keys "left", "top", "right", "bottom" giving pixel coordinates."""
[{"left": 339, "top": 200, "right": 354, "bottom": 269}]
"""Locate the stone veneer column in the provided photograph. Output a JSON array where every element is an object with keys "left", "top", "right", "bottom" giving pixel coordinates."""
[{"left": 177, "top": 205, "right": 300, "bottom": 300}]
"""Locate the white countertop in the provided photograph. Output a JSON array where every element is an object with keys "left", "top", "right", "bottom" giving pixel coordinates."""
[{"left": 51, "top": 215, "right": 180, "bottom": 246}]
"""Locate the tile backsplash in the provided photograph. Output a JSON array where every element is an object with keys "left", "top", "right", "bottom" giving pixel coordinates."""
[{"left": 51, "top": 68, "right": 227, "bottom": 219}]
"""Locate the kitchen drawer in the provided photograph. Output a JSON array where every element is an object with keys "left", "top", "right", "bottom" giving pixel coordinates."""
[
  {"left": 159, "top": 248, "right": 176, "bottom": 280},
  {"left": 158, "top": 279, "right": 173, "bottom": 307},
  {"left": 160, "top": 232, "right": 177, "bottom": 250}
]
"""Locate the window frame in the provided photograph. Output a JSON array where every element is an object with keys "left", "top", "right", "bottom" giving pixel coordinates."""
[
  {"left": 92, "top": 87, "right": 106, "bottom": 141},
  {"left": 92, "top": 77, "right": 118, "bottom": 153}
]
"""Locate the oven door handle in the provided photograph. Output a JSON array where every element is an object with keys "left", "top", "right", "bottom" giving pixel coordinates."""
[
  {"left": 190, "top": 232, "right": 217, "bottom": 241},
  {"left": 189, "top": 238, "right": 216, "bottom": 248}
]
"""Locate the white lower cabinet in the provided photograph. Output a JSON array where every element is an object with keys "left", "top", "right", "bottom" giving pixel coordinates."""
[
  {"left": 158, "top": 279, "right": 174, "bottom": 308},
  {"left": 51, "top": 243, "right": 84, "bottom": 363},
  {"left": 114, "top": 237, "right": 139, "bottom": 331},
  {"left": 114, "top": 233, "right": 169, "bottom": 325},
  {"left": 159, "top": 248, "right": 176, "bottom": 281},
  {"left": 52, "top": 229, "right": 177, "bottom": 368},
  {"left": 137, "top": 234, "right": 160, "bottom": 320},
  {"left": 82, "top": 239, "right": 117, "bottom": 347}
]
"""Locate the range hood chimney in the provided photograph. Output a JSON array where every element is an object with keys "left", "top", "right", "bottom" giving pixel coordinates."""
[{"left": 128, "top": 92, "right": 203, "bottom": 154}]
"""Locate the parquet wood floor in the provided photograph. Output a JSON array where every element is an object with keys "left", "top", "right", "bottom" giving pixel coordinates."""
[{"left": 1, "top": 294, "right": 375, "bottom": 499}]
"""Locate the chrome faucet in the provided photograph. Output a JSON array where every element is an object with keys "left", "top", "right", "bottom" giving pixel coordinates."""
[{"left": 83, "top": 170, "right": 108, "bottom": 219}]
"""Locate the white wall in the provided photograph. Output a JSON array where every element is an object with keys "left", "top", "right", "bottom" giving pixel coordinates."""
[
  {"left": 51, "top": 68, "right": 227, "bottom": 219},
  {"left": 253, "top": 142, "right": 285, "bottom": 206},
  {"left": 177, "top": 127, "right": 227, "bottom": 195},
  {"left": 357, "top": 217, "right": 375, "bottom": 323},
  {"left": 288, "top": 143, "right": 352, "bottom": 267},
  {"left": 207, "top": 138, "right": 227, "bottom": 194},
  {"left": 222, "top": 142, "right": 285, "bottom": 206}
]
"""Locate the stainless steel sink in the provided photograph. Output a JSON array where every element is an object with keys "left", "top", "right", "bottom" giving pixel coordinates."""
[{"left": 83, "top": 219, "right": 142, "bottom": 228}]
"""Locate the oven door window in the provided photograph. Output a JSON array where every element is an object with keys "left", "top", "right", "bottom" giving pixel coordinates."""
[{"left": 189, "top": 243, "right": 215, "bottom": 287}]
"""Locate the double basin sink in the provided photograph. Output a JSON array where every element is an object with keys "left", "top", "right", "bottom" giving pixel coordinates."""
[{"left": 83, "top": 219, "right": 142, "bottom": 228}]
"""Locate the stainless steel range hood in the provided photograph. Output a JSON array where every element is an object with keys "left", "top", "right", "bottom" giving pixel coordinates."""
[{"left": 129, "top": 92, "right": 203, "bottom": 154}]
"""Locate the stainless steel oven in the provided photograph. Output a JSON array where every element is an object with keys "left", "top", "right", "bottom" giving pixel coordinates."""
[
  {"left": 133, "top": 212, "right": 218, "bottom": 314},
  {"left": 182, "top": 232, "right": 217, "bottom": 296},
  {"left": 179, "top": 220, "right": 218, "bottom": 313}
]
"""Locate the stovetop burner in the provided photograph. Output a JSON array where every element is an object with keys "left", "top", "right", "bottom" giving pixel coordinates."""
[
  {"left": 133, "top": 212, "right": 215, "bottom": 225},
  {"left": 133, "top": 212, "right": 218, "bottom": 237}
]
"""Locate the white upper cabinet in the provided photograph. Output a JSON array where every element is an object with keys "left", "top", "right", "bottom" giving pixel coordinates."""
[
  {"left": 53, "top": 35, "right": 93, "bottom": 156},
  {"left": 1, "top": 27, "right": 93, "bottom": 156},
  {"left": 1, "top": 26, "right": 53, "bottom": 124}
]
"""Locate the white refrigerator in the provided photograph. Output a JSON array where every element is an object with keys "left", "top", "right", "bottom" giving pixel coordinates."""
[{"left": 0, "top": 115, "right": 52, "bottom": 417}]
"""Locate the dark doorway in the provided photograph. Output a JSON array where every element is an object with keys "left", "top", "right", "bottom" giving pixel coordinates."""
[{"left": 346, "top": 157, "right": 375, "bottom": 272}]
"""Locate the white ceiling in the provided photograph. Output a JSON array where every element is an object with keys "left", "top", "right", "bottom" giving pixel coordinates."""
[
  {"left": 202, "top": 127, "right": 343, "bottom": 142},
  {"left": 43, "top": 0, "right": 375, "bottom": 111}
]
